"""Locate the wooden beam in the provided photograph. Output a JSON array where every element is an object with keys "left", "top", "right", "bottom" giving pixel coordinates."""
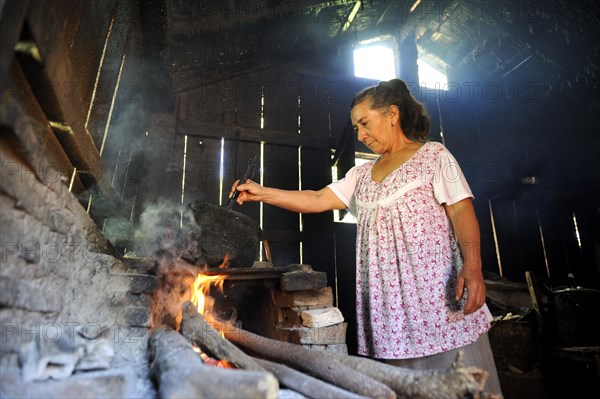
[
  {"left": 397, "top": 0, "right": 453, "bottom": 44},
  {"left": 4, "top": 60, "right": 85, "bottom": 193},
  {"left": 21, "top": 2, "right": 117, "bottom": 199},
  {"left": 168, "top": 0, "right": 353, "bottom": 35},
  {"left": 177, "top": 119, "right": 334, "bottom": 150},
  {"left": 0, "top": 0, "right": 30, "bottom": 83}
]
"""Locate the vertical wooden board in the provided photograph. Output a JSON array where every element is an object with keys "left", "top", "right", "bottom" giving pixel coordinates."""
[
  {"left": 328, "top": 78, "right": 371, "bottom": 145},
  {"left": 222, "top": 140, "right": 261, "bottom": 224},
  {"left": 99, "top": 28, "right": 141, "bottom": 196},
  {"left": 85, "top": 0, "right": 134, "bottom": 148},
  {"left": 223, "top": 79, "right": 237, "bottom": 126},
  {"left": 183, "top": 136, "right": 222, "bottom": 207},
  {"left": 262, "top": 66, "right": 299, "bottom": 133},
  {"left": 317, "top": 77, "right": 375, "bottom": 146},
  {"left": 301, "top": 148, "right": 335, "bottom": 277},
  {"left": 184, "top": 82, "right": 225, "bottom": 126},
  {"left": 569, "top": 201, "right": 600, "bottom": 282},
  {"left": 475, "top": 199, "right": 501, "bottom": 277},
  {"left": 333, "top": 223, "right": 358, "bottom": 355},
  {"left": 263, "top": 144, "right": 300, "bottom": 266},
  {"left": 421, "top": 96, "right": 441, "bottom": 143},
  {"left": 137, "top": 121, "right": 185, "bottom": 208},
  {"left": 66, "top": 0, "right": 120, "bottom": 111},
  {"left": 299, "top": 74, "right": 331, "bottom": 139},
  {"left": 513, "top": 200, "right": 548, "bottom": 277},
  {"left": 301, "top": 147, "right": 331, "bottom": 190},
  {"left": 437, "top": 94, "right": 480, "bottom": 155},
  {"left": 539, "top": 200, "right": 586, "bottom": 279},
  {"left": 119, "top": 128, "right": 147, "bottom": 219},
  {"left": 110, "top": 26, "right": 145, "bottom": 208},
  {"left": 230, "top": 72, "right": 262, "bottom": 129},
  {"left": 59, "top": 0, "right": 86, "bottom": 50},
  {"left": 103, "top": 105, "right": 136, "bottom": 199},
  {"left": 489, "top": 199, "right": 527, "bottom": 282}
]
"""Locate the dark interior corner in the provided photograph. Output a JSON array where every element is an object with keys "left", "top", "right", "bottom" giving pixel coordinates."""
[{"left": 1, "top": 0, "right": 599, "bottom": 398}]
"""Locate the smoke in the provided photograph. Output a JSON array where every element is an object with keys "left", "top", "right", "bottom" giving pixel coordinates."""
[
  {"left": 135, "top": 199, "right": 204, "bottom": 265},
  {"left": 151, "top": 256, "right": 198, "bottom": 329},
  {"left": 132, "top": 199, "right": 208, "bottom": 329}
]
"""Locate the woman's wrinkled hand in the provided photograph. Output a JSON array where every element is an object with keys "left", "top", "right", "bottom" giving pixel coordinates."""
[
  {"left": 229, "top": 179, "right": 264, "bottom": 205},
  {"left": 455, "top": 263, "right": 486, "bottom": 315}
]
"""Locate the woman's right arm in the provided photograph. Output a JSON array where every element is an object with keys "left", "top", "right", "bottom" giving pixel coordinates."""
[{"left": 232, "top": 180, "right": 346, "bottom": 213}]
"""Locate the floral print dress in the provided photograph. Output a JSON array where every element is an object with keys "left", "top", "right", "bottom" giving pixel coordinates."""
[{"left": 328, "top": 142, "right": 491, "bottom": 359}]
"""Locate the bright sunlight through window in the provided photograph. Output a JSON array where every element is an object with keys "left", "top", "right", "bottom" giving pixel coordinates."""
[
  {"left": 332, "top": 156, "right": 375, "bottom": 224},
  {"left": 354, "top": 45, "right": 396, "bottom": 81},
  {"left": 417, "top": 58, "right": 448, "bottom": 90}
]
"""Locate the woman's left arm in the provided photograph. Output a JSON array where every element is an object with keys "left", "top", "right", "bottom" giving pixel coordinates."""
[{"left": 444, "top": 198, "right": 486, "bottom": 315}]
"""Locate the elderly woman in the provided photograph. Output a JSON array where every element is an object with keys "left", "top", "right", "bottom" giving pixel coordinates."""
[{"left": 232, "top": 79, "right": 502, "bottom": 395}]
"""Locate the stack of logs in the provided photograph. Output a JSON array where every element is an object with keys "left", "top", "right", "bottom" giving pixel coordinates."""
[
  {"left": 149, "top": 278, "right": 499, "bottom": 399},
  {"left": 149, "top": 301, "right": 503, "bottom": 399}
]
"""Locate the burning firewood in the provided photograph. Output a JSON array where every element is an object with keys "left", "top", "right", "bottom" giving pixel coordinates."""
[
  {"left": 197, "top": 317, "right": 502, "bottom": 399},
  {"left": 183, "top": 314, "right": 396, "bottom": 399},
  {"left": 180, "top": 302, "right": 266, "bottom": 372},
  {"left": 148, "top": 325, "right": 278, "bottom": 399}
]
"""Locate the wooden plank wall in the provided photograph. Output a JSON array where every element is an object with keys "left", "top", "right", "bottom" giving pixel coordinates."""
[
  {"left": 1, "top": 0, "right": 147, "bottom": 230},
  {"left": 138, "top": 65, "right": 375, "bottom": 279},
  {"left": 419, "top": 86, "right": 598, "bottom": 285}
]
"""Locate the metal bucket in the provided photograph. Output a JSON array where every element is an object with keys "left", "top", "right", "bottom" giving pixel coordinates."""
[{"left": 549, "top": 287, "right": 600, "bottom": 347}]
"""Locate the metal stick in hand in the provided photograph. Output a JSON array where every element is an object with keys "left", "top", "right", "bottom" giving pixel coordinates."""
[{"left": 225, "top": 154, "right": 258, "bottom": 209}]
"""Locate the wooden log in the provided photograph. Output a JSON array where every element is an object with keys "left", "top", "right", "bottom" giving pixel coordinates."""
[
  {"left": 253, "top": 357, "right": 368, "bottom": 399},
  {"left": 319, "top": 350, "right": 502, "bottom": 399},
  {"left": 180, "top": 302, "right": 266, "bottom": 372},
  {"left": 148, "top": 325, "right": 278, "bottom": 399},
  {"left": 207, "top": 320, "right": 396, "bottom": 399}
]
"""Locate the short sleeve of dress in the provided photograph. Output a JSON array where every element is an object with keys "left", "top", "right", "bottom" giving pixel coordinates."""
[
  {"left": 432, "top": 147, "right": 474, "bottom": 205},
  {"left": 327, "top": 166, "right": 358, "bottom": 215}
]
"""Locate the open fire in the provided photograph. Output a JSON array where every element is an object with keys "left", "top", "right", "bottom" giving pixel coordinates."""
[
  {"left": 190, "top": 273, "right": 227, "bottom": 317},
  {"left": 147, "top": 258, "right": 501, "bottom": 399},
  {"left": 188, "top": 256, "right": 234, "bottom": 368}
]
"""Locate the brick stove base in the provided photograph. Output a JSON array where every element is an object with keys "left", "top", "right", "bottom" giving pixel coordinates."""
[{"left": 198, "top": 263, "right": 348, "bottom": 355}]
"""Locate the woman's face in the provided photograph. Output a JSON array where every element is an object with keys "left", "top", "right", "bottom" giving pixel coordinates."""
[{"left": 351, "top": 100, "right": 397, "bottom": 155}]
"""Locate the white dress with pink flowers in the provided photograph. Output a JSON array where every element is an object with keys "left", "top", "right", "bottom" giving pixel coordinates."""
[{"left": 328, "top": 141, "right": 491, "bottom": 359}]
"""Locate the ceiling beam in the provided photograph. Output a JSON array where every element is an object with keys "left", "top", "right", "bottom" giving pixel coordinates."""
[{"left": 168, "top": 0, "right": 356, "bottom": 35}]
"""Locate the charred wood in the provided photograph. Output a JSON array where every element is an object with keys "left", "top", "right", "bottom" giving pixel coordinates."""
[
  {"left": 253, "top": 357, "right": 368, "bottom": 399},
  {"left": 180, "top": 302, "right": 266, "bottom": 372},
  {"left": 148, "top": 325, "right": 278, "bottom": 399},
  {"left": 209, "top": 321, "right": 396, "bottom": 399}
]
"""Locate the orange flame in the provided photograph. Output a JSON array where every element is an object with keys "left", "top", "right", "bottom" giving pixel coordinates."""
[
  {"left": 219, "top": 254, "right": 230, "bottom": 269},
  {"left": 189, "top": 259, "right": 232, "bottom": 367},
  {"left": 192, "top": 344, "right": 234, "bottom": 368},
  {"left": 191, "top": 273, "right": 226, "bottom": 316}
]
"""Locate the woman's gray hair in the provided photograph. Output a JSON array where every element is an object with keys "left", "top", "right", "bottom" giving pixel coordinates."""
[{"left": 351, "top": 79, "right": 431, "bottom": 142}]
